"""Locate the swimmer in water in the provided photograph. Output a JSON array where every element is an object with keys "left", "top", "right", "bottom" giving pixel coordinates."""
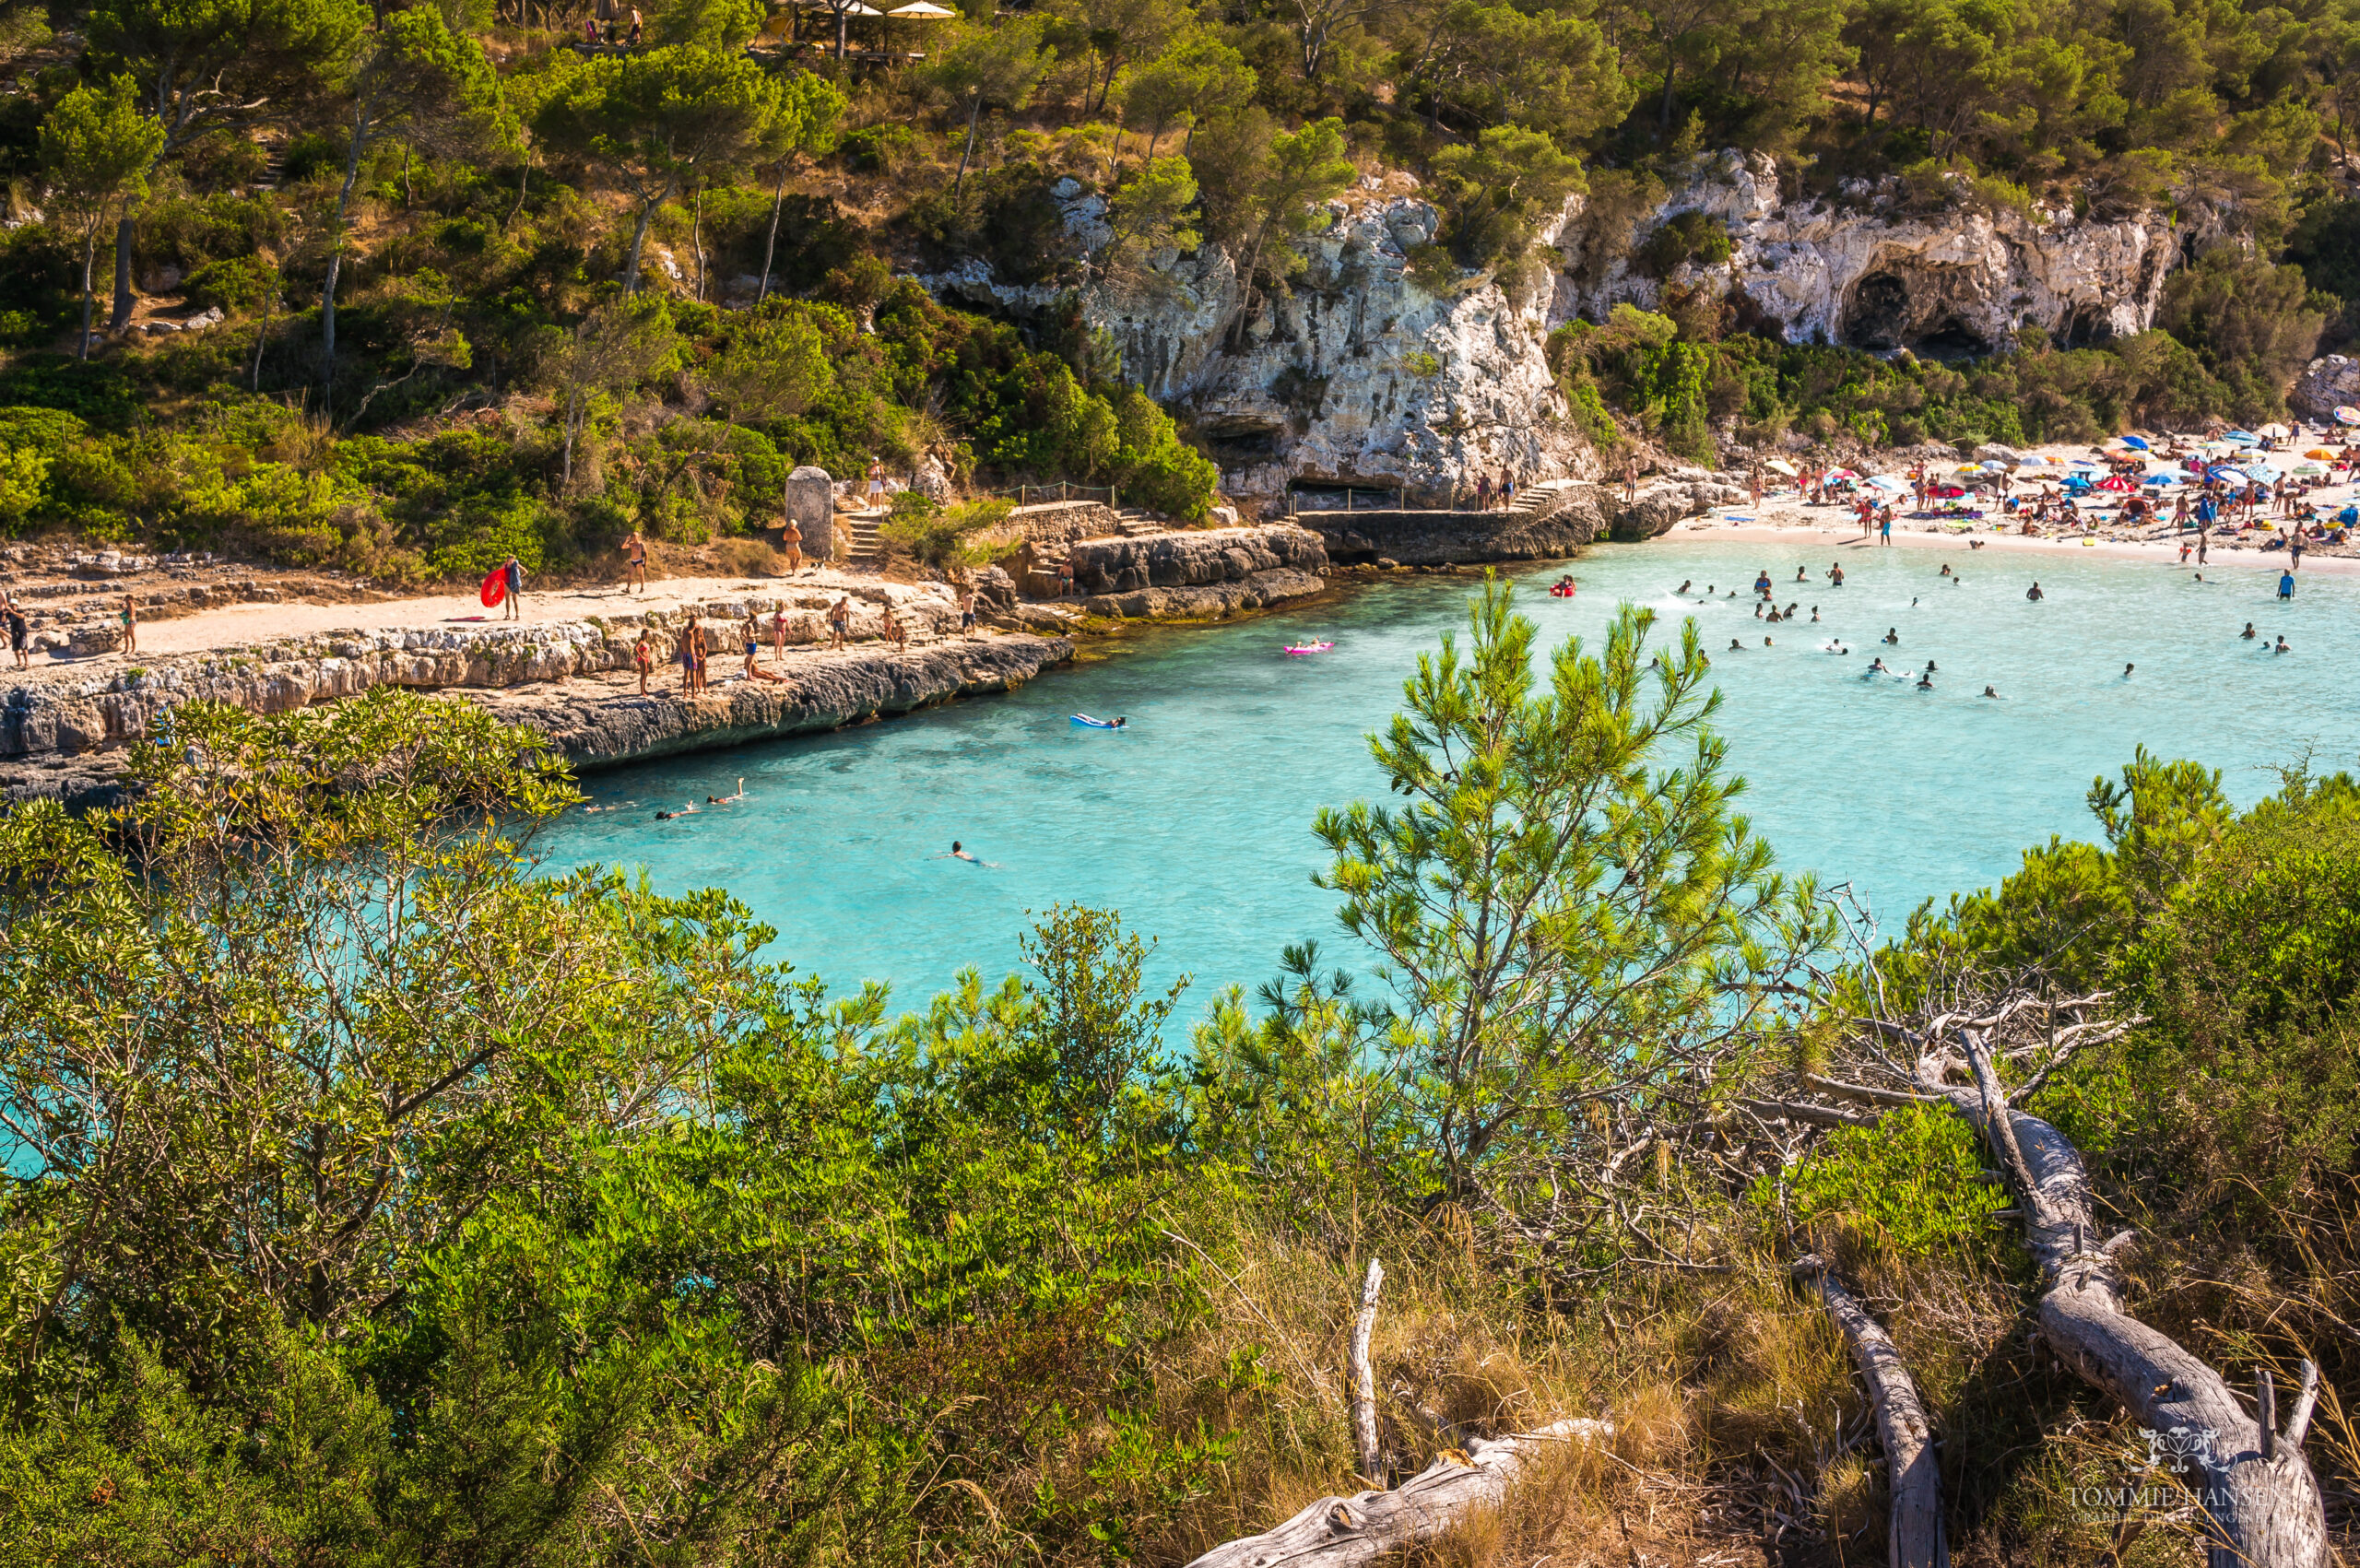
[
  {"left": 1811, "top": 607, "right": 1820, "bottom": 621},
  {"left": 1982, "top": 685, "right": 2000, "bottom": 698},
  {"left": 2276, "top": 635, "right": 2291, "bottom": 654},
  {"left": 2241, "top": 622, "right": 2258, "bottom": 639},
  {"left": 655, "top": 803, "right": 700, "bottom": 820},
  {"left": 1917, "top": 671, "right": 1934, "bottom": 690},
  {"left": 1940, "top": 563, "right": 1953, "bottom": 576},
  {"left": 2123, "top": 663, "right": 2134, "bottom": 678},
  {"left": 1868, "top": 656, "right": 1888, "bottom": 674},
  {"left": 2027, "top": 582, "right": 2045, "bottom": 600},
  {"left": 1970, "top": 539, "right": 1985, "bottom": 549},
  {"left": 1678, "top": 580, "right": 1693, "bottom": 595},
  {"left": 1729, "top": 638, "right": 1745, "bottom": 651},
  {"left": 1925, "top": 659, "right": 1938, "bottom": 673},
  {"left": 1764, "top": 636, "right": 1774, "bottom": 646},
  {"left": 705, "top": 779, "right": 748, "bottom": 804},
  {"left": 1829, "top": 563, "right": 1846, "bottom": 585},
  {"left": 1883, "top": 628, "right": 1900, "bottom": 644},
  {"left": 939, "top": 841, "right": 979, "bottom": 861},
  {"left": 1796, "top": 566, "right": 1808, "bottom": 582}
]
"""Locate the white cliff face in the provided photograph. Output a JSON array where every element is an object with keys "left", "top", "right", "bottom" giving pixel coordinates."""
[
  {"left": 914, "top": 155, "right": 2185, "bottom": 503},
  {"left": 1555, "top": 150, "right": 2179, "bottom": 353},
  {"left": 1087, "top": 189, "right": 1594, "bottom": 503}
]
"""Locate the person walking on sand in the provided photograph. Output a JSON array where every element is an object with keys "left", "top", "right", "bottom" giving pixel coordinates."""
[
  {"left": 119, "top": 595, "right": 137, "bottom": 655},
  {"left": 620, "top": 529, "right": 647, "bottom": 594},
  {"left": 781, "top": 518, "right": 803, "bottom": 572},
  {"left": 633, "top": 630, "right": 653, "bottom": 694},
  {"left": 827, "top": 595, "right": 852, "bottom": 649},
  {"left": 501, "top": 555, "right": 525, "bottom": 620}
]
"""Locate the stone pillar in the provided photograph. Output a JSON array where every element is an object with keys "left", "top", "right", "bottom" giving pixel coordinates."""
[{"left": 785, "top": 466, "right": 832, "bottom": 548}]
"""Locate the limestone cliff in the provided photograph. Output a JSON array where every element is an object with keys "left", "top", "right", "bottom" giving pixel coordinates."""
[
  {"left": 919, "top": 154, "right": 2180, "bottom": 509},
  {"left": 1554, "top": 151, "right": 2178, "bottom": 356}
]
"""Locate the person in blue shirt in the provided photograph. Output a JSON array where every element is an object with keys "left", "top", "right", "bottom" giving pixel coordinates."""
[{"left": 2279, "top": 570, "right": 2295, "bottom": 600}]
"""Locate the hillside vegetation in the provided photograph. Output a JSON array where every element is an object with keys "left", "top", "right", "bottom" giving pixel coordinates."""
[{"left": 0, "top": 0, "right": 2353, "bottom": 576}]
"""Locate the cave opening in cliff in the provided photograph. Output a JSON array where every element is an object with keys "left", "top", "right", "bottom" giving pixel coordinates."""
[
  {"left": 1844, "top": 271, "right": 1911, "bottom": 350},
  {"left": 1914, "top": 317, "right": 1990, "bottom": 361},
  {"left": 1200, "top": 418, "right": 1283, "bottom": 468}
]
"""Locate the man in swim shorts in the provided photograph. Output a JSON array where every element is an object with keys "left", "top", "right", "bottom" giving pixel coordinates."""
[
  {"left": 2026, "top": 582, "right": 2044, "bottom": 600},
  {"left": 828, "top": 596, "right": 852, "bottom": 649},
  {"left": 620, "top": 530, "right": 646, "bottom": 594}
]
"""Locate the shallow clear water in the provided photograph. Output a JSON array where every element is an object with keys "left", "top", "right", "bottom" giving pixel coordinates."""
[{"left": 542, "top": 540, "right": 2360, "bottom": 1009}]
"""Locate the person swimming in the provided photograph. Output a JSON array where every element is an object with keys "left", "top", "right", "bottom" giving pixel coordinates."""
[
  {"left": 1795, "top": 566, "right": 1808, "bottom": 582},
  {"left": 705, "top": 779, "right": 748, "bottom": 805},
  {"left": 1925, "top": 659, "right": 1938, "bottom": 672},
  {"left": 1678, "top": 580, "right": 1693, "bottom": 594},
  {"left": 941, "top": 841, "right": 979, "bottom": 861},
  {"left": 2241, "top": 621, "right": 2258, "bottom": 639},
  {"left": 1982, "top": 685, "right": 2000, "bottom": 698},
  {"left": 2027, "top": 582, "right": 2045, "bottom": 600},
  {"left": 1764, "top": 636, "right": 1774, "bottom": 646},
  {"left": 655, "top": 803, "right": 700, "bottom": 819},
  {"left": 1867, "top": 656, "right": 1888, "bottom": 673},
  {"left": 2276, "top": 635, "right": 2292, "bottom": 654},
  {"left": 2122, "top": 663, "right": 2134, "bottom": 678},
  {"left": 1729, "top": 638, "right": 1745, "bottom": 651},
  {"left": 1883, "top": 628, "right": 1900, "bottom": 644},
  {"left": 1828, "top": 563, "right": 1846, "bottom": 584},
  {"left": 1939, "top": 563, "right": 1953, "bottom": 576},
  {"left": 1917, "top": 671, "right": 1934, "bottom": 690},
  {"left": 1810, "top": 607, "right": 1821, "bottom": 621}
]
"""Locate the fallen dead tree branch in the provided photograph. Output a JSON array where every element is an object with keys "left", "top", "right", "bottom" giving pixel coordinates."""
[
  {"left": 1805, "top": 991, "right": 2329, "bottom": 1568},
  {"left": 1792, "top": 1254, "right": 1945, "bottom": 1568},
  {"left": 1180, "top": 1418, "right": 1611, "bottom": 1568}
]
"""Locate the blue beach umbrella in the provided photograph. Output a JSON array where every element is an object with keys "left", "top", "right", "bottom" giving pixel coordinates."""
[{"left": 2119, "top": 435, "right": 2150, "bottom": 450}]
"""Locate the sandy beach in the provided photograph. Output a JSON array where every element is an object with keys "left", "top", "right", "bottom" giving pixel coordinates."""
[{"left": 1658, "top": 436, "right": 2360, "bottom": 577}]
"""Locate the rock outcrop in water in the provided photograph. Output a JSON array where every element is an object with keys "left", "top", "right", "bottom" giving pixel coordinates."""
[{"left": 1070, "top": 524, "right": 1329, "bottom": 617}]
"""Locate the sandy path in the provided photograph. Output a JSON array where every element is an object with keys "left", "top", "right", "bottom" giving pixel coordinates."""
[{"left": 132, "top": 572, "right": 854, "bottom": 658}]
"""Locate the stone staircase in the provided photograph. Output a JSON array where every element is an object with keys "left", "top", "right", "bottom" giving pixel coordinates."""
[
  {"left": 1106, "top": 509, "right": 1166, "bottom": 538},
  {"left": 842, "top": 510, "right": 885, "bottom": 565},
  {"left": 1504, "top": 478, "right": 1585, "bottom": 520}
]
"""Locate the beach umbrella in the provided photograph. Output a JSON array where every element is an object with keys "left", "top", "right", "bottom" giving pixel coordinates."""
[
  {"left": 1980, "top": 459, "right": 2009, "bottom": 470},
  {"left": 2261, "top": 422, "right": 2290, "bottom": 438},
  {"left": 2307, "top": 448, "right": 2337, "bottom": 460},
  {"left": 2294, "top": 463, "right": 2328, "bottom": 477},
  {"left": 1824, "top": 466, "right": 1860, "bottom": 480},
  {"left": 2223, "top": 429, "right": 2259, "bottom": 443},
  {"left": 2338, "top": 407, "right": 2360, "bottom": 426},
  {"left": 2118, "top": 435, "right": 2150, "bottom": 450},
  {"left": 2142, "top": 474, "right": 2173, "bottom": 485},
  {"left": 1867, "top": 475, "right": 1910, "bottom": 493},
  {"left": 1765, "top": 457, "right": 1798, "bottom": 476},
  {"left": 2212, "top": 466, "right": 2249, "bottom": 483},
  {"left": 887, "top": 1, "right": 956, "bottom": 12}
]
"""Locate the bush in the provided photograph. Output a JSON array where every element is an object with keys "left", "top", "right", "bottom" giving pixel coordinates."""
[
  {"left": 879, "top": 494, "right": 1016, "bottom": 569},
  {"left": 1760, "top": 1104, "right": 2008, "bottom": 1259},
  {"left": 1633, "top": 210, "right": 1733, "bottom": 278}
]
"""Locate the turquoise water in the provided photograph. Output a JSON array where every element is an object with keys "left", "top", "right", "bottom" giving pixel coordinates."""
[{"left": 542, "top": 541, "right": 2360, "bottom": 1008}]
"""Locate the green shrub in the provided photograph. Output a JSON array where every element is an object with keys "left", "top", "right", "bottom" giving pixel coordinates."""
[
  {"left": 1634, "top": 210, "right": 1733, "bottom": 278},
  {"left": 1761, "top": 1104, "right": 2008, "bottom": 1259}
]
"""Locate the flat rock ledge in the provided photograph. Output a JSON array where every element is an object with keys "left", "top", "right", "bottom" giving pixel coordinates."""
[
  {"left": 463, "top": 635, "right": 1071, "bottom": 770},
  {"left": 0, "top": 586, "right": 1071, "bottom": 809}
]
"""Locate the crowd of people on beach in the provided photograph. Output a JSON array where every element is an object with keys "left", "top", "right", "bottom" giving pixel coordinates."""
[{"left": 1746, "top": 419, "right": 2360, "bottom": 554}]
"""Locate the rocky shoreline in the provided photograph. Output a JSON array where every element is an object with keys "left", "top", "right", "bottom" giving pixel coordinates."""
[{"left": 0, "top": 584, "right": 1073, "bottom": 809}]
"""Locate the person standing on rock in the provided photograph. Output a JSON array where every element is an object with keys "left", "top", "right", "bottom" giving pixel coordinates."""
[
  {"left": 120, "top": 596, "right": 137, "bottom": 656},
  {"left": 958, "top": 584, "right": 977, "bottom": 636},
  {"left": 678, "top": 616, "right": 701, "bottom": 694},
  {"left": 6, "top": 602, "right": 27, "bottom": 669},
  {"left": 827, "top": 595, "right": 852, "bottom": 649},
  {"left": 866, "top": 458, "right": 886, "bottom": 508},
  {"left": 1623, "top": 456, "right": 1638, "bottom": 505},
  {"left": 501, "top": 556, "right": 525, "bottom": 620},
  {"left": 633, "top": 630, "right": 653, "bottom": 694},
  {"left": 884, "top": 607, "right": 907, "bottom": 650},
  {"left": 620, "top": 530, "right": 647, "bottom": 595},
  {"left": 770, "top": 605, "right": 789, "bottom": 664},
  {"left": 782, "top": 519, "right": 803, "bottom": 572}
]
